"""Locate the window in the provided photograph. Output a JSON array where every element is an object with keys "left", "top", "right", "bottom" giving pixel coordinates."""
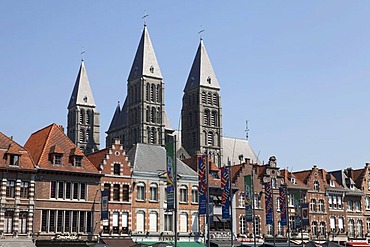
[
  {"left": 213, "top": 93, "right": 219, "bottom": 106},
  {"left": 204, "top": 110, "right": 210, "bottom": 125},
  {"left": 136, "top": 211, "right": 145, "bottom": 232},
  {"left": 318, "top": 199, "right": 325, "bottom": 212},
  {"left": 320, "top": 222, "right": 326, "bottom": 236},
  {"left": 239, "top": 193, "right": 245, "bottom": 207},
  {"left": 73, "top": 156, "right": 82, "bottom": 167},
  {"left": 330, "top": 217, "right": 336, "bottom": 232},
  {"left": 18, "top": 212, "right": 28, "bottom": 234},
  {"left": 150, "top": 183, "right": 158, "bottom": 201},
  {"left": 51, "top": 181, "right": 56, "bottom": 198},
  {"left": 80, "top": 109, "right": 85, "bottom": 124},
  {"left": 164, "top": 212, "right": 173, "bottom": 231},
  {"left": 65, "top": 211, "right": 70, "bottom": 232},
  {"left": 313, "top": 181, "right": 320, "bottom": 191},
  {"left": 310, "top": 199, "right": 317, "bottom": 212},
  {"left": 122, "top": 212, "right": 129, "bottom": 233},
  {"left": 192, "top": 213, "right": 199, "bottom": 233},
  {"left": 58, "top": 182, "right": 64, "bottom": 198},
  {"left": 180, "top": 185, "right": 188, "bottom": 203},
  {"left": 330, "top": 180, "right": 335, "bottom": 187},
  {"left": 192, "top": 186, "right": 199, "bottom": 203},
  {"left": 240, "top": 216, "right": 246, "bottom": 234},
  {"left": 65, "top": 182, "right": 72, "bottom": 199},
  {"left": 367, "top": 218, "right": 370, "bottom": 234},
  {"left": 180, "top": 213, "right": 188, "bottom": 232},
  {"left": 6, "top": 180, "right": 15, "bottom": 198},
  {"left": 348, "top": 219, "right": 355, "bottom": 237},
  {"left": 41, "top": 210, "right": 48, "bottom": 232},
  {"left": 149, "top": 211, "right": 158, "bottom": 232},
  {"left": 57, "top": 211, "right": 64, "bottom": 232},
  {"left": 9, "top": 154, "right": 19, "bottom": 166},
  {"left": 358, "top": 220, "right": 364, "bottom": 238},
  {"left": 347, "top": 200, "right": 353, "bottom": 211},
  {"left": 122, "top": 185, "right": 129, "bottom": 202},
  {"left": 4, "top": 211, "right": 14, "bottom": 233},
  {"left": 50, "top": 210, "right": 56, "bottom": 232},
  {"left": 80, "top": 183, "right": 86, "bottom": 200},
  {"left": 277, "top": 197, "right": 281, "bottom": 211},
  {"left": 253, "top": 194, "right": 261, "bottom": 209},
  {"left": 20, "top": 181, "right": 29, "bottom": 198},
  {"left": 254, "top": 216, "right": 261, "bottom": 236},
  {"left": 366, "top": 197, "right": 370, "bottom": 210},
  {"left": 355, "top": 201, "right": 361, "bottom": 211},
  {"left": 113, "top": 184, "right": 120, "bottom": 201},
  {"left": 137, "top": 182, "right": 145, "bottom": 201},
  {"left": 113, "top": 163, "right": 120, "bottom": 175},
  {"left": 53, "top": 154, "right": 63, "bottom": 165},
  {"left": 79, "top": 212, "right": 86, "bottom": 232},
  {"left": 338, "top": 196, "right": 342, "bottom": 209},
  {"left": 74, "top": 182, "right": 80, "bottom": 200},
  {"left": 112, "top": 212, "right": 119, "bottom": 234},
  {"left": 312, "top": 221, "right": 318, "bottom": 236}
]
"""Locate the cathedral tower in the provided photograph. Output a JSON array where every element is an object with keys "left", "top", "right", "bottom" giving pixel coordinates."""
[
  {"left": 106, "top": 25, "right": 172, "bottom": 149},
  {"left": 67, "top": 59, "right": 100, "bottom": 154},
  {"left": 181, "top": 39, "right": 223, "bottom": 166}
]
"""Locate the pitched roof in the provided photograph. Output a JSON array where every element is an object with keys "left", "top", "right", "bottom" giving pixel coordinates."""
[
  {"left": 68, "top": 60, "right": 96, "bottom": 109},
  {"left": 184, "top": 39, "right": 220, "bottom": 92},
  {"left": 0, "top": 132, "right": 36, "bottom": 171},
  {"left": 128, "top": 25, "right": 162, "bottom": 81},
  {"left": 222, "top": 137, "right": 259, "bottom": 166},
  {"left": 86, "top": 148, "right": 108, "bottom": 169},
  {"left": 128, "top": 143, "right": 196, "bottom": 178},
  {"left": 24, "top": 123, "right": 99, "bottom": 174}
]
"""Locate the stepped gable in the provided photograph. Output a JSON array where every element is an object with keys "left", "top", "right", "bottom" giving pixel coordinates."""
[
  {"left": 25, "top": 123, "right": 98, "bottom": 174},
  {"left": 0, "top": 132, "right": 36, "bottom": 170}
]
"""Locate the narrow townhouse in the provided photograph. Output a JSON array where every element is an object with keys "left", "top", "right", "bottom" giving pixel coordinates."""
[
  {"left": 127, "top": 143, "right": 200, "bottom": 245},
  {"left": 24, "top": 123, "right": 102, "bottom": 246},
  {"left": 86, "top": 139, "right": 134, "bottom": 246},
  {"left": 0, "top": 132, "right": 36, "bottom": 247}
]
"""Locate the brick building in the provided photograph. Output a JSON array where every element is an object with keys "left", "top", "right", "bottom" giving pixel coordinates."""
[{"left": 24, "top": 123, "right": 102, "bottom": 246}]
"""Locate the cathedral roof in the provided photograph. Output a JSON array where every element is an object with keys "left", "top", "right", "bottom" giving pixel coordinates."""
[
  {"left": 68, "top": 60, "right": 96, "bottom": 109},
  {"left": 184, "top": 39, "right": 220, "bottom": 92},
  {"left": 128, "top": 25, "right": 162, "bottom": 81}
]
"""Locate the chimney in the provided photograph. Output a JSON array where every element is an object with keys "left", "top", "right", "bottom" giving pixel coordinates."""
[{"left": 58, "top": 125, "right": 65, "bottom": 133}]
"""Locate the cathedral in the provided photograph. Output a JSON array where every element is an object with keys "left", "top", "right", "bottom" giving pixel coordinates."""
[{"left": 67, "top": 23, "right": 258, "bottom": 166}]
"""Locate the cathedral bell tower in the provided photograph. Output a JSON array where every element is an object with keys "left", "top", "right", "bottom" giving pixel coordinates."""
[{"left": 67, "top": 59, "right": 100, "bottom": 154}]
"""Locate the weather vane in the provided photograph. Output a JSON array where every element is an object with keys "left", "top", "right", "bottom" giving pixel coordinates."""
[
  {"left": 245, "top": 120, "right": 249, "bottom": 140},
  {"left": 142, "top": 10, "right": 149, "bottom": 26},
  {"left": 198, "top": 25, "right": 205, "bottom": 40}
]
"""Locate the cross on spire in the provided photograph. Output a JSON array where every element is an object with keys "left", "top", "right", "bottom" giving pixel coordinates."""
[
  {"left": 142, "top": 10, "right": 149, "bottom": 26},
  {"left": 198, "top": 25, "right": 205, "bottom": 40},
  {"left": 81, "top": 47, "right": 85, "bottom": 61}
]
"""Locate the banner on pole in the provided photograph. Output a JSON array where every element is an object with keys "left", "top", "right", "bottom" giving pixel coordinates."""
[
  {"left": 301, "top": 203, "right": 309, "bottom": 227},
  {"left": 279, "top": 186, "right": 287, "bottom": 226},
  {"left": 221, "top": 166, "right": 230, "bottom": 219},
  {"left": 101, "top": 190, "right": 109, "bottom": 220},
  {"left": 198, "top": 155, "right": 207, "bottom": 215},
  {"left": 264, "top": 182, "right": 273, "bottom": 225},
  {"left": 165, "top": 142, "right": 175, "bottom": 210},
  {"left": 292, "top": 190, "right": 301, "bottom": 228},
  {"left": 244, "top": 175, "right": 253, "bottom": 222}
]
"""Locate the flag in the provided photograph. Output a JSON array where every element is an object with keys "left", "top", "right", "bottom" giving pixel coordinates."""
[
  {"left": 244, "top": 175, "right": 253, "bottom": 222},
  {"left": 221, "top": 166, "right": 230, "bottom": 219},
  {"left": 165, "top": 142, "right": 175, "bottom": 210},
  {"left": 301, "top": 203, "right": 309, "bottom": 226},
  {"left": 198, "top": 155, "right": 207, "bottom": 215},
  {"left": 279, "top": 186, "right": 287, "bottom": 226},
  {"left": 265, "top": 182, "right": 273, "bottom": 225},
  {"left": 292, "top": 190, "right": 301, "bottom": 228}
]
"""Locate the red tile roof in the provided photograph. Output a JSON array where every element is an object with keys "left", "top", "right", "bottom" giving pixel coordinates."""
[
  {"left": 0, "top": 132, "right": 36, "bottom": 171},
  {"left": 86, "top": 148, "right": 108, "bottom": 169},
  {"left": 24, "top": 123, "right": 98, "bottom": 174}
]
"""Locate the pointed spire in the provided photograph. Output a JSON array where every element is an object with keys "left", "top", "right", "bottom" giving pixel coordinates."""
[
  {"left": 128, "top": 25, "right": 162, "bottom": 81},
  {"left": 107, "top": 101, "right": 121, "bottom": 131},
  {"left": 184, "top": 39, "right": 220, "bottom": 92},
  {"left": 68, "top": 60, "right": 96, "bottom": 109}
]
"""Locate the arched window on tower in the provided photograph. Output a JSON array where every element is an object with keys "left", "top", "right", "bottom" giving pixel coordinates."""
[
  {"left": 207, "top": 132, "right": 214, "bottom": 146},
  {"left": 80, "top": 109, "right": 85, "bottom": 124},
  {"left": 211, "top": 111, "right": 217, "bottom": 126},
  {"left": 156, "top": 85, "right": 160, "bottom": 103},
  {"left": 86, "top": 110, "right": 91, "bottom": 125},
  {"left": 151, "top": 107, "right": 156, "bottom": 123},
  {"left": 204, "top": 110, "right": 210, "bottom": 125},
  {"left": 201, "top": 92, "right": 206, "bottom": 103},
  {"left": 207, "top": 92, "right": 212, "bottom": 105},
  {"left": 146, "top": 83, "right": 150, "bottom": 101},
  {"left": 147, "top": 127, "right": 151, "bottom": 143},
  {"left": 151, "top": 84, "right": 155, "bottom": 102},
  {"left": 213, "top": 93, "right": 219, "bottom": 106},
  {"left": 157, "top": 108, "right": 161, "bottom": 124},
  {"left": 80, "top": 128, "right": 85, "bottom": 142},
  {"left": 146, "top": 106, "right": 150, "bottom": 122}
]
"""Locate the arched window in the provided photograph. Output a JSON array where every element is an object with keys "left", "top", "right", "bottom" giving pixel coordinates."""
[
  {"left": 136, "top": 211, "right": 145, "bottom": 232},
  {"left": 330, "top": 217, "right": 336, "bottom": 232},
  {"left": 254, "top": 216, "right": 261, "bottom": 236},
  {"left": 366, "top": 197, "right": 370, "bottom": 210},
  {"left": 151, "top": 107, "right": 156, "bottom": 123},
  {"left": 80, "top": 128, "right": 85, "bottom": 142},
  {"left": 211, "top": 111, "right": 217, "bottom": 126},
  {"left": 192, "top": 186, "right": 198, "bottom": 203},
  {"left": 348, "top": 200, "right": 353, "bottom": 211},
  {"left": 179, "top": 213, "right": 188, "bottom": 232},
  {"left": 312, "top": 221, "right": 318, "bottom": 236},
  {"left": 149, "top": 211, "right": 158, "bottom": 232},
  {"left": 358, "top": 220, "right": 364, "bottom": 238},
  {"left": 318, "top": 199, "right": 325, "bottom": 212},
  {"left": 146, "top": 83, "right": 150, "bottom": 101},
  {"left": 320, "top": 222, "right": 326, "bottom": 236},
  {"left": 150, "top": 127, "right": 156, "bottom": 144},
  {"left": 80, "top": 109, "right": 85, "bottom": 124},
  {"left": 313, "top": 181, "right": 320, "bottom": 191},
  {"left": 207, "top": 132, "right": 214, "bottom": 146},
  {"left": 180, "top": 185, "right": 188, "bottom": 203},
  {"left": 192, "top": 213, "right": 198, "bottom": 233},
  {"left": 348, "top": 219, "right": 355, "bottom": 237},
  {"left": 146, "top": 106, "right": 150, "bottom": 122},
  {"left": 86, "top": 110, "right": 91, "bottom": 124},
  {"left": 207, "top": 92, "right": 212, "bottom": 104},
  {"left": 150, "top": 183, "right": 158, "bottom": 201},
  {"left": 201, "top": 92, "right": 206, "bottom": 103},
  {"left": 156, "top": 85, "right": 160, "bottom": 102},
  {"left": 213, "top": 93, "right": 219, "bottom": 106},
  {"left": 137, "top": 182, "right": 145, "bottom": 201},
  {"left": 151, "top": 84, "right": 155, "bottom": 102},
  {"left": 355, "top": 201, "right": 361, "bottom": 211},
  {"left": 338, "top": 217, "right": 344, "bottom": 233},
  {"left": 157, "top": 107, "right": 161, "bottom": 123}
]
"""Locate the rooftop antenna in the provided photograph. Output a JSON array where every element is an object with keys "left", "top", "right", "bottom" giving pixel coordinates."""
[
  {"left": 142, "top": 10, "right": 149, "bottom": 26},
  {"left": 245, "top": 120, "right": 250, "bottom": 141},
  {"left": 198, "top": 25, "right": 205, "bottom": 40},
  {"left": 81, "top": 47, "right": 85, "bottom": 61}
]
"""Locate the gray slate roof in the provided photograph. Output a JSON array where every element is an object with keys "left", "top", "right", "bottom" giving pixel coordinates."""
[
  {"left": 222, "top": 136, "right": 260, "bottom": 165},
  {"left": 184, "top": 39, "right": 220, "bottom": 92},
  {"left": 128, "top": 25, "right": 162, "bottom": 81},
  {"left": 128, "top": 143, "right": 197, "bottom": 178},
  {"left": 68, "top": 60, "right": 96, "bottom": 109}
]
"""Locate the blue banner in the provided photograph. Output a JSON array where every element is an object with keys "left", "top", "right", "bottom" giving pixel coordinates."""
[
  {"left": 165, "top": 142, "right": 175, "bottom": 210},
  {"left": 264, "top": 182, "right": 273, "bottom": 225},
  {"left": 301, "top": 203, "right": 309, "bottom": 227},
  {"left": 221, "top": 166, "right": 230, "bottom": 219},
  {"left": 279, "top": 186, "right": 287, "bottom": 226},
  {"left": 198, "top": 155, "right": 207, "bottom": 215},
  {"left": 101, "top": 190, "right": 109, "bottom": 220}
]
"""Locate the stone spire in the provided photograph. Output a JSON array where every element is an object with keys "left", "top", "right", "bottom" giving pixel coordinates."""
[
  {"left": 184, "top": 39, "right": 220, "bottom": 92},
  {"left": 128, "top": 25, "right": 163, "bottom": 81},
  {"left": 67, "top": 60, "right": 100, "bottom": 154}
]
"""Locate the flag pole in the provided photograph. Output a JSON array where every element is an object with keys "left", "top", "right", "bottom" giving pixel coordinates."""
[
  {"left": 252, "top": 163, "right": 256, "bottom": 247},
  {"left": 206, "top": 149, "right": 210, "bottom": 247},
  {"left": 229, "top": 160, "right": 234, "bottom": 247},
  {"left": 174, "top": 135, "right": 178, "bottom": 247},
  {"left": 286, "top": 184, "right": 290, "bottom": 247}
]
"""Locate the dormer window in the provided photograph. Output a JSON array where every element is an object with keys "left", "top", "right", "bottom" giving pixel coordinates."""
[
  {"left": 313, "top": 181, "right": 320, "bottom": 191},
  {"left": 73, "top": 156, "right": 82, "bottom": 167},
  {"left": 290, "top": 177, "right": 296, "bottom": 184},
  {"left": 53, "top": 154, "right": 62, "bottom": 165},
  {"left": 49, "top": 145, "right": 64, "bottom": 165},
  {"left": 8, "top": 154, "right": 20, "bottom": 166},
  {"left": 330, "top": 180, "right": 335, "bottom": 187}
]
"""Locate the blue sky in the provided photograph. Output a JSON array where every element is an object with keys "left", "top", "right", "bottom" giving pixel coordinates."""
[{"left": 1, "top": 1, "right": 370, "bottom": 171}]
